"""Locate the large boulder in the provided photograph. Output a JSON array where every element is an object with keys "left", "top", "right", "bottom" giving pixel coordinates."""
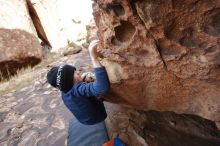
[
  {"left": 26, "top": 0, "right": 94, "bottom": 51},
  {"left": 0, "top": 0, "right": 42, "bottom": 80},
  {"left": 104, "top": 103, "right": 220, "bottom": 146},
  {"left": 26, "top": 0, "right": 68, "bottom": 51},
  {"left": 93, "top": 0, "right": 220, "bottom": 122}
]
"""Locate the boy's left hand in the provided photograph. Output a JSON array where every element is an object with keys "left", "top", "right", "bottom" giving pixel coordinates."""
[{"left": 81, "top": 72, "right": 96, "bottom": 82}]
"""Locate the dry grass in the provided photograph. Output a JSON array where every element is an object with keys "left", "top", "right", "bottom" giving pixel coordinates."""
[
  {"left": 0, "top": 52, "right": 62, "bottom": 95},
  {"left": 0, "top": 66, "right": 35, "bottom": 95}
]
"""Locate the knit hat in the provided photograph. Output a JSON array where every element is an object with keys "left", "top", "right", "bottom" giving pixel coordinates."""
[{"left": 47, "top": 64, "right": 76, "bottom": 93}]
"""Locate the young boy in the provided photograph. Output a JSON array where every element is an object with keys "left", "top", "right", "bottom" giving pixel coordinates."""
[{"left": 47, "top": 40, "right": 110, "bottom": 125}]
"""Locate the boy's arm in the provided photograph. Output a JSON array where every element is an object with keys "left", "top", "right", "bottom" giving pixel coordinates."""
[
  {"left": 75, "top": 67, "right": 110, "bottom": 97},
  {"left": 73, "top": 40, "right": 110, "bottom": 97},
  {"left": 88, "top": 40, "right": 102, "bottom": 68}
]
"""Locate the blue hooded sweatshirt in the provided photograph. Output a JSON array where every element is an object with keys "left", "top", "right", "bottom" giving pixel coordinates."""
[{"left": 61, "top": 67, "right": 110, "bottom": 125}]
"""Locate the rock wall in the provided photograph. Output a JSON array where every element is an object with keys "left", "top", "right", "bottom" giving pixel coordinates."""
[
  {"left": 27, "top": 0, "right": 68, "bottom": 51},
  {"left": 93, "top": 0, "right": 220, "bottom": 122},
  {"left": 105, "top": 103, "right": 220, "bottom": 146},
  {"left": 26, "top": 0, "right": 94, "bottom": 52},
  {"left": 0, "top": 0, "right": 42, "bottom": 80}
]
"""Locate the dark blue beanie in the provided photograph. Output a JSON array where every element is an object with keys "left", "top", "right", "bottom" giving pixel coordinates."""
[{"left": 47, "top": 64, "right": 76, "bottom": 93}]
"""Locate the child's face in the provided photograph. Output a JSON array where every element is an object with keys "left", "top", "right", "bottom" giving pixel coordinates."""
[{"left": 73, "top": 71, "right": 83, "bottom": 84}]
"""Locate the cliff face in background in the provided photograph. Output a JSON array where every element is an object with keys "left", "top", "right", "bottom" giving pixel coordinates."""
[
  {"left": 0, "top": 0, "right": 92, "bottom": 80},
  {"left": 93, "top": 0, "right": 220, "bottom": 122},
  {"left": 0, "top": 0, "right": 42, "bottom": 80},
  {"left": 26, "top": 0, "right": 93, "bottom": 51},
  {"left": 26, "top": 0, "right": 68, "bottom": 50}
]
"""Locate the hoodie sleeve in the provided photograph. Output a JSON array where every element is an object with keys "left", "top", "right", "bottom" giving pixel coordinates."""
[{"left": 73, "top": 67, "right": 110, "bottom": 97}]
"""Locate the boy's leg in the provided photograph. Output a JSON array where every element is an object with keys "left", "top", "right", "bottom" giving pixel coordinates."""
[{"left": 67, "top": 117, "right": 109, "bottom": 146}]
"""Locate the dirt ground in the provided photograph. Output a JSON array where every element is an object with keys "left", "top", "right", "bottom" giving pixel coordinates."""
[{"left": 0, "top": 49, "right": 92, "bottom": 146}]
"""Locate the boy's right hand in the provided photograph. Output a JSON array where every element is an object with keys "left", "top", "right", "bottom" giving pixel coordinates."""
[{"left": 88, "top": 40, "right": 99, "bottom": 59}]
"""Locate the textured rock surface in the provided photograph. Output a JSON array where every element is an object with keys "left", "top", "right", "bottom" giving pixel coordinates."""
[
  {"left": 105, "top": 102, "right": 220, "bottom": 146},
  {"left": 0, "top": 0, "right": 42, "bottom": 80},
  {"left": 93, "top": 0, "right": 220, "bottom": 122}
]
